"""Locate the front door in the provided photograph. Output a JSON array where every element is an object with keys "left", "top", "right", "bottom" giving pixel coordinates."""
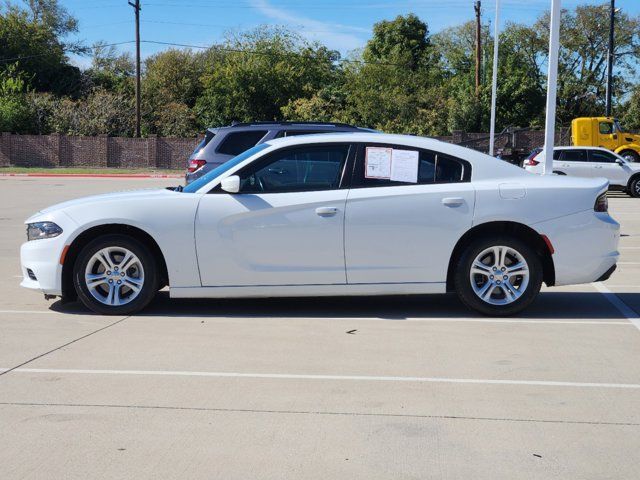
[
  {"left": 195, "top": 143, "right": 353, "bottom": 286},
  {"left": 596, "top": 120, "right": 618, "bottom": 150},
  {"left": 344, "top": 144, "right": 475, "bottom": 284},
  {"left": 589, "top": 149, "right": 629, "bottom": 187}
]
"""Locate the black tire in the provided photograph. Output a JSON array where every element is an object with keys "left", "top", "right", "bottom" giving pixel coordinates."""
[
  {"left": 628, "top": 176, "right": 640, "bottom": 198},
  {"left": 454, "top": 236, "right": 543, "bottom": 316},
  {"left": 73, "top": 234, "right": 159, "bottom": 315},
  {"left": 620, "top": 150, "right": 640, "bottom": 163}
]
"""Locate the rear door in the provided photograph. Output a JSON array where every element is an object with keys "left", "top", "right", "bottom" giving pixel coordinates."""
[
  {"left": 554, "top": 149, "right": 591, "bottom": 177},
  {"left": 589, "top": 149, "right": 628, "bottom": 186},
  {"left": 344, "top": 143, "right": 475, "bottom": 284}
]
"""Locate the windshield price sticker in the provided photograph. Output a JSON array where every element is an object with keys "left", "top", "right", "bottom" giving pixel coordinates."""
[
  {"left": 365, "top": 147, "right": 419, "bottom": 183},
  {"left": 365, "top": 147, "right": 392, "bottom": 179},
  {"left": 390, "top": 149, "right": 419, "bottom": 183}
]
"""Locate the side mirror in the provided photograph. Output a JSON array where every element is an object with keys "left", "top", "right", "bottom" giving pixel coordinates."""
[
  {"left": 220, "top": 175, "right": 240, "bottom": 194},
  {"left": 616, "top": 159, "right": 625, "bottom": 165}
]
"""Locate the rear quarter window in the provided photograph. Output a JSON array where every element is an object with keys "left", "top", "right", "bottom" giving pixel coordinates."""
[{"left": 217, "top": 130, "right": 268, "bottom": 156}]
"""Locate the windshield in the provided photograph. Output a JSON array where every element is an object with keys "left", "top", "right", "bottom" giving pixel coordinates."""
[
  {"left": 614, "top": 119, "right": 627, "bottom": 133},
  {"left": 182, "top": 143, "right": 271, "bottom": 193}
]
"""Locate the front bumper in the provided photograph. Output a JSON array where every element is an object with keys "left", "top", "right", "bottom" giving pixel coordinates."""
[
  {"left": 19, "top": 213, "right": 78, "bottom": 296},
  {"left": 20, "top": 235, "right": 67, "bottom": 296}
]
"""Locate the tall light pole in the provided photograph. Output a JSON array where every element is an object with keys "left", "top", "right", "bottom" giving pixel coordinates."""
[
  {"left": 488, "top": 0, "right": 500, "bottom": 157},
  {"left": 542, "top": 0, "right": 562, "bottom": 175},
  {"left": 128, "top": 0, "right": 141, "bottom": 138},
  {"left": 605, "top": 0, "right": 615, "bottom": 117}
]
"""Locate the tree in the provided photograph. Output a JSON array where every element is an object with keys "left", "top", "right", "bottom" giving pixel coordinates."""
[
  {"left": 0, "top": 65, "right": 34, "bottom": 133},
  {"left": 195, "top": 27, "right": 339, "bottom": 127},
  {"left": 0, "top": 2, "right": 82, "bottom": 95},
  {"left": 535, "top": 4, "right": 640, "bottom": 124}
]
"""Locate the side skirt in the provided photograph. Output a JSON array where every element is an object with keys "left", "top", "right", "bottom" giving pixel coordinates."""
[{"left": 170, "top": 282, "right": 447, "bottom": 299}]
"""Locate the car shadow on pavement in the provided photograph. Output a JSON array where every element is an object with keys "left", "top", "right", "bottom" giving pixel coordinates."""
[{"left": 52, "top": 290, "right": 639, "bottom": 320}]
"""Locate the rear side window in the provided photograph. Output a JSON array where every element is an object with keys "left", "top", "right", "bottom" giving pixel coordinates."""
[
  {"left": 559, "top": 150, "right": 588, "bottom": 162},
  {"left": 353, "top": 144, "right": 469, "bottom": 187},
  {"left": 217, "top": 130, "right": 268, "bottom": 156}
]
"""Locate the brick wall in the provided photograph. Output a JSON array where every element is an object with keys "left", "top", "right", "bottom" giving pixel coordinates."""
[
  {"left": 0, "top": 129, "right": 571, "bottom": 170},
  {"left": 0, "top": 133, "right": 200, "bottom": 169}
]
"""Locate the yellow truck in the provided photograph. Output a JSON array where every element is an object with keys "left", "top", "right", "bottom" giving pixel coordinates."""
[{"left": 572, "top": 117, "right": 640, "bottom": 162}]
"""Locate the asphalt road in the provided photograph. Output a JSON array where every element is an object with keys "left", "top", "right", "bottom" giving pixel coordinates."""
[{"left": 0, "top": 177, "right": 639, "bottom": 480}]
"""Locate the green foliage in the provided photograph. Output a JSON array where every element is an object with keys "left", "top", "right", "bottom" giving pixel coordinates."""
[
  {"left": 47, "top": 88, "right": 135, "bottom": 136},
  {"left": 1, "top": 6, "right": 640, "bottom": 138},
  {"left": 0, "top": 65, "right": 34, "bottom": 133},
  {"left": 195, "top": 27, "right": 339, "bottom": 127},
  {"left": 0, "top": 1, "right": 82, "bottom": 95}
]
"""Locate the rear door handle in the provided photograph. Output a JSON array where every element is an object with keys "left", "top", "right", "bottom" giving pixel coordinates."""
[
  {"left": 442, "top": 197, "right": 465, "bottom": 207},
  {"left": 315, "top": 207, "right": 339, "bottom": 217}
]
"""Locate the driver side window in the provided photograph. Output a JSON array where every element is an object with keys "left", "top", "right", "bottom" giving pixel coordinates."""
[{"left": 239, "top": 144, "right": 350, "bottom": 194}]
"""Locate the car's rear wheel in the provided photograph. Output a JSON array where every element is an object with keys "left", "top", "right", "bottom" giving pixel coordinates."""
[
  {"left": 629, "top": 177, "right": 640, "bottom": 198},
  {"left": 454, "top": 236, "right": 543, "bottom": 316},
  {"left": 73, "top": 235, "right": 158, "bottom": 315}
]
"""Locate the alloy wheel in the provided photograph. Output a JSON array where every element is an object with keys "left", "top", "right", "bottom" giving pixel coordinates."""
[
  {"left": 469, "top": 245, "right": 530, "bottom": 306},
  {"left": 84, "top": 246, "right": 145, "bottom": 306}
]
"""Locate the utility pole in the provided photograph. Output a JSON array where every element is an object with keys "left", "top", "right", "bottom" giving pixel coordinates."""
[
  {"left": 474, "top": 1, "right": 482, "bottom": 96},
  {"left": 542, "top": 0, "right": 562, "bottom": 176},
  {"left": 489, "top": 0, "right": 500, "bottom": 157},
  {"left": 129, "top": 0, "right": 141, "bottom": 137},
  {"left": 605, "top": 0, "right": 615, "bottom": 117}
]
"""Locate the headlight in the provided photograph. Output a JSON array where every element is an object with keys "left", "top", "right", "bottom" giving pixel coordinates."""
[{"left": 26, "top": 222, "right": 63, "bottom": 241}]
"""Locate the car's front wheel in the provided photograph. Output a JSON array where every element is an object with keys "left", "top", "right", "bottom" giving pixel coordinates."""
[
  {"left": 73, "top": 234, "right": 159, "bottom": 315},
  {"left": 454, "top": 236, "right": 543, "bottom": 316},
  {"left": 629, "top": 177, "right": 640, "bottom": 198}
]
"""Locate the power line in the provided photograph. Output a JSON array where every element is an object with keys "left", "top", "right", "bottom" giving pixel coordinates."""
[
  {"left": 140, "top": 40, "right": 412, "bottom": 68},
  {"left": 0, "top": 42, "right": 136, "bottom": 64}
]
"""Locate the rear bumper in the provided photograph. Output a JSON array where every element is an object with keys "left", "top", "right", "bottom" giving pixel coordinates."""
[{"left": 533, "top": 210, "right": 620, "bottom": 286}]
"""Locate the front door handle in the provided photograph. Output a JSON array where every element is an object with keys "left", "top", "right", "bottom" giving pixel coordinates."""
[
  {"left": 315, "top": 207, "right": 339, "bottom": 217},
  {"left": 442, "top": 197, "right": 465, "bottom": 207},
  {"left": 595, "top": 165, "right": 603, "bottom": 169}
]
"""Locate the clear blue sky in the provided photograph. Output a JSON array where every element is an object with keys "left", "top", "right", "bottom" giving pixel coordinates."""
[{"left": 57, "top": 0, "right": 640, "bottom": 67}]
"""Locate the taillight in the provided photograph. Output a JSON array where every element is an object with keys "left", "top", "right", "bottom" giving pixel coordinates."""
[
  {"left": 188, "top": 159, "right": 206, "bottom": 173},
  {"left": 524, "top": 155, "right": 540, "bottom": 166},
  {"left": 594, "top": 193, "right": 608, "bottom": 212}
]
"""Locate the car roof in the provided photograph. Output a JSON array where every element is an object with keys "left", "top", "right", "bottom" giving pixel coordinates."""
[
  {"left": 553, "top": 146, "right": 612, "bottom": 151},
  {"left": 208, "top": 122, "right": 364, "bottom": 132}
]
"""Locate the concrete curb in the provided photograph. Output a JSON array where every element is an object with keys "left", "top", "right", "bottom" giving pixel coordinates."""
[{"left": 0, "top": 173, "right": 182, "bottom": 179}]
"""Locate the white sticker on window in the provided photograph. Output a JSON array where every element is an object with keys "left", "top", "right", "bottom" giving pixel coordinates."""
[
  {"left": 390, "top": 149, "right": 419, "bottom": 183},
  {"left": 365, "top": 147, "right": 392, "bottom": 179}
]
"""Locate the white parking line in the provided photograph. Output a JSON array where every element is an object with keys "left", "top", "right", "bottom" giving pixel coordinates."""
[
  {"left": 592, "top": 283, "right": 640, "bottom": 331},
  {"left": 1, "top": 367, "right": 639, "bottom": 389},
  {"left": 0, "top": 310, "right": 58, "bottom": 314}
]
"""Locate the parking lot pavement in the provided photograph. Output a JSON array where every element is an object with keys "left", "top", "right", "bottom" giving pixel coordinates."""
[{"left": 0, "top": 177, "right": 639, "bottom": 479}]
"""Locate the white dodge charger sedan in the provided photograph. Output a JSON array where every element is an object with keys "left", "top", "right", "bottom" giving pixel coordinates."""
[{"left": 20, "top": 133, "right": 620, "bottom": 316}]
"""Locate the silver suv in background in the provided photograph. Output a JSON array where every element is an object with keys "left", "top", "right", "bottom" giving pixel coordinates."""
[{"left": 186, "top": 122, "right": 373, "bottom": 184}]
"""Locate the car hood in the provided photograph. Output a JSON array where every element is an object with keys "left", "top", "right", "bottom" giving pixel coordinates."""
[{"left": 27, "top": 188, "right": 178, "bottom": 222}]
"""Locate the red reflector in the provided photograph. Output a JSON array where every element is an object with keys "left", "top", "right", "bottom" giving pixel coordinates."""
[
  {"left": 188, "top": 159, "right": 207, "bottom": 173},
  {"left": 541, "top": 235, "right": 554, "bottom": 254}
]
